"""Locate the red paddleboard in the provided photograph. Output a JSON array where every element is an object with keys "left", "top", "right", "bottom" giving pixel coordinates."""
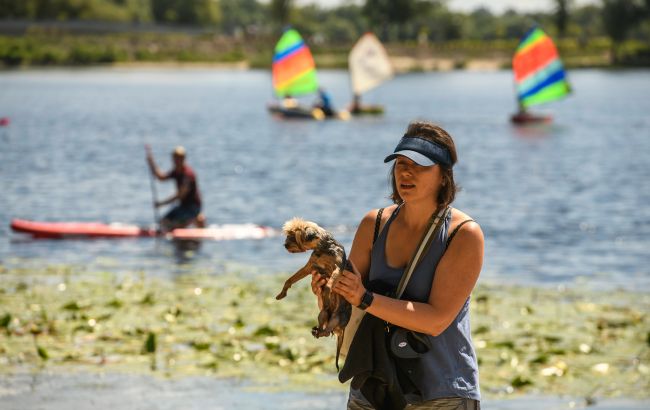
[
  {"left": 170, "top": 224, "right": 275, "bottom": 240},
  {"left": 10, "top": 219, "right": 154, "bottom": 239},
  {"left": 10, "top": 219, "right": 275, "bottom": 241}
]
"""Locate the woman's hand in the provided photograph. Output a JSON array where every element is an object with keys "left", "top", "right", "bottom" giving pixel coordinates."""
[
  {"left": 310, "top": 271, "right": 327, "bottom": 310},
  {"left": 333, "top": 261, "right": 366, "bottom": 307}
]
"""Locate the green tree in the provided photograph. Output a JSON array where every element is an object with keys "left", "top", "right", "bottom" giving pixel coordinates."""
[
  {"left": 363, "top": 0, "right": 416, "bottom": 41},
  {"left": 498, "top": 9, "right": 531, "bottom": 40},
  {"left": 405, "top": 1, "right": 461, "bottom": 42},
  {"left": 466, "top": 7, "right": 497, "bottom": 40},
  {"left": 331, "top": 4, "right": 365, "bottom": 39},
  {"left": 151, "top": 0, "right": 220, "bottom": 26},
  {"left": 219, "top": 0, "right": 265, "bottom": 36},
  {"left": 270, "top": 0, "right": 292, "bottom": 28},
  {"left": 0, "top": 0, "right": 150, "bottom": 22},
  {"left": 555, "top": 0, "right": 572, "bottom": 37},
  {"left": 0, "top": 0, "right": 28, "bottom": 17},
  {"left": 602, "top": 0, "right": 645, "bottom": 62}
]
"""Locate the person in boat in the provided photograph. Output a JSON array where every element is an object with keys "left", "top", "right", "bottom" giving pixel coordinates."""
[
  {"left": 515, "top": 101, "right": 531, "bottom": 118},
  {"left": 146, "top": 145, "right": 206, "bottom": 232},
  {"left": 314, "top": 87, "right": 335, "bottom": 117},
  {"left": 511, "top": 100, "right": 550, "bottom": 124},
  {"left": 311, "top": 121, "right": 483, "bottom": 409},
  {"left": 282, "top": 93, "right": 299, "bottom": 109},
  {"left": 348, "top": 93, "right": 362, "bottom": 114}
]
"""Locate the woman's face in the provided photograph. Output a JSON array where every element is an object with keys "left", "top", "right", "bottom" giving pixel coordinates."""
[{"left": 394, "top": 156, "right": 443, "bottom": 203}]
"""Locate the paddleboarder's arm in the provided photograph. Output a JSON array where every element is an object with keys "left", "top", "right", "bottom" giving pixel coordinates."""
[
  {"left": 155, "top": 194, "right": 177, "bottom": 207},
  {"left": 145, "top": 146, "right": 168, "bottom": 180},
  {"left": 154, "top": 178, "right": 191, "bottom": 207}
]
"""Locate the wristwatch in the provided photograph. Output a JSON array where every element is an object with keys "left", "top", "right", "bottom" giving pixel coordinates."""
[{"left": 357, "top": 290, "right": 374, "bottom": 310}]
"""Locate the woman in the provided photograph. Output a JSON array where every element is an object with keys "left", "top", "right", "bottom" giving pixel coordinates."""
[{"left": 312, "top": 121, "right": 483, "bottom": 409}]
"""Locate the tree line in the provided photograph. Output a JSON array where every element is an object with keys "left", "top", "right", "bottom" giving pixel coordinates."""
[
  {"left": 0, "top": 0, "right": 649, "bottom": 67},
  {"left": 1, "top": 0, "right": 649, "bottom": 45}
]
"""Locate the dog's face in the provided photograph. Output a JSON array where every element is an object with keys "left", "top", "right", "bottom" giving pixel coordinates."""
[{"left": 282, "top": 218, "right": 324, "bottom": 253}]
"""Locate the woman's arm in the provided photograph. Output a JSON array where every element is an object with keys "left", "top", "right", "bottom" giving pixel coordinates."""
[
  {"left": 334, "top": 220, "right": 484, "bottom": 337},
  {"left": 310, "top": 209, "right": 378, "bottom": 298}
]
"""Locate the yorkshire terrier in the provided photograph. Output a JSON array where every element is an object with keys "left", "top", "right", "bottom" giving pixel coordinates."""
[{"left": 276, "top": 218, "right": 351, "bottom": 347}]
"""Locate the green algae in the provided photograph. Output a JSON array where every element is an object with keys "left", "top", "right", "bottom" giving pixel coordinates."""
[{"left": 0, "top": 266, "right": 648, "bottom": 399}]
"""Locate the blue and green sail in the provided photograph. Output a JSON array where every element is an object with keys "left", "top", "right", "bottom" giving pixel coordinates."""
[{"left": 512, "top": 27, "right": 571, "bottom": 108}]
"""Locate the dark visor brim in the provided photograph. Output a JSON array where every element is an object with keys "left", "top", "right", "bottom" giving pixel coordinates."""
[{"left": 384, "top": 150, "right": 436, "bottom": 166}]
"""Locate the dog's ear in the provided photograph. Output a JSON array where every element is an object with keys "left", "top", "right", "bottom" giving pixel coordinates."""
[{"left": 304, "top": 227, "right": 318, "bottom": 242}]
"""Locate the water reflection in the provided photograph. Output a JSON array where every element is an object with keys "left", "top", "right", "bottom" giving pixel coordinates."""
[
  {"left": 510, "top": 122, "right": 556, "bottom": 139},
  {"left": 170, "top": 239, "right": 202, "bottom": 263}
]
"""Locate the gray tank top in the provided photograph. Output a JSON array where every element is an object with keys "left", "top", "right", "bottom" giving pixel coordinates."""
[{"left": 368, "top": 204, "right": 481, "bottom": 402}]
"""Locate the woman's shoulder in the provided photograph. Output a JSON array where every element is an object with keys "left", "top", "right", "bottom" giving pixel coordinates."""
[
  {"left": 449, "top": 207, "right": 483, "bottom": 243},
  {"left": 357, "top": 204, "right": 398, "bottom": 238},
  {"left": 360, "top": 204, "right": 398, "bottom": 225},
  {"left": 450, "top": 207, "right": 474, "bottom": 223}
]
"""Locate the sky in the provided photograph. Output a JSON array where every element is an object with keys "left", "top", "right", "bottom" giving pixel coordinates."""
[{"left": 295, "top": 0, "right": 599, "bottom": 14}]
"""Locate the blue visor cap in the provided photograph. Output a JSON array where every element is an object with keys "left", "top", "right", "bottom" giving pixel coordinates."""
[{"left": 384, "top": 136, "right": 452, "bottom": 167}]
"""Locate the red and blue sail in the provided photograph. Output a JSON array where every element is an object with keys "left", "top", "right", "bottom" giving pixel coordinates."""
[
  {"left": 272, "top": 29, "right": 319, "bottom": 97},
  {"left": 513, "top": 27, "right": 571, "bottom": 108}
]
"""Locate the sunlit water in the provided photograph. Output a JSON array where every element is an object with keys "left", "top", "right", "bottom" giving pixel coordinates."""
[{"left": 1, "top": 68, "right": 649, "bottom": 290}]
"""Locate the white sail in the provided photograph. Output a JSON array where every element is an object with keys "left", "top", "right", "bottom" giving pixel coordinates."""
[{"left": 349, "top": 33, "right": 393, "bottom": 95}]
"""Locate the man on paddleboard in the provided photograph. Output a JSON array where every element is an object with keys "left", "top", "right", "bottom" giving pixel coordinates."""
[{"left": 146, "top": 145, "right": 206, "bottom": 232}]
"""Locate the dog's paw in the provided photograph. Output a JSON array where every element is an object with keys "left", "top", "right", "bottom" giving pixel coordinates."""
[{"left": 311, "top": 326, "right": 331, "bottom": 338}]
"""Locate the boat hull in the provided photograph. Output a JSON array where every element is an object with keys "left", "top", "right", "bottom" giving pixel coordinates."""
[
  {"left": 510, "top": 112, "right": 552, "bottom": 124},
  {"left": 350, "top": 105, "right": 384, "bottom": 115},
  {"left": 267, "top": 103, "right": 349, "bottom": 121},
  {"left": 268, "top": 103, "right": 323, "bottom": 120}
]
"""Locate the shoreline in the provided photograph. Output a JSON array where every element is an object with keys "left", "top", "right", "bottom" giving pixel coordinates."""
[
  {"left": 1, "top": 265, "right": 648, "bottom": 401},
  {"left": 1, "top": 53, "right": 641, "bottom": 72},
  {"left": 3, "top": 60, "right": 649, "bottom": 73}
]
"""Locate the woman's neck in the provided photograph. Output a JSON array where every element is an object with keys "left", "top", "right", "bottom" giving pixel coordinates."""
[{"left": 400, "top": 199, "right": 440, "bottom": 230}]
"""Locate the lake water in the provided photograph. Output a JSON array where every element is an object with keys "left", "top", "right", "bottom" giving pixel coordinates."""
[{"left": 1, "top": 68, "right": 649, "bottom": 290}]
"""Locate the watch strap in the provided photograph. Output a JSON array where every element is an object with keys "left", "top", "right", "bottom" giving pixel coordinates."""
[{"left": 358, "top": 290, "right": 374, "bottom": 310}]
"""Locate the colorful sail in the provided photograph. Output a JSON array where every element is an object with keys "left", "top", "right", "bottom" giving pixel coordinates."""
[
  {"left": 349, "top": 33, "right": 393, "bottom": 95},
  {"left": 512, "top": 27, "right": 570, "bottom": 108},
  {"left": 272, "top": 29, "right": 319, "bottom": 97}
]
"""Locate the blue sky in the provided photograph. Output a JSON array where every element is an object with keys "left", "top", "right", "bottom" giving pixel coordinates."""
[{"left": 295, "top": 0, "right": 598, "bottom": 14}]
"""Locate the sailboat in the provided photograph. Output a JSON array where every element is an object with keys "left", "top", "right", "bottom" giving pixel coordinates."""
[
  {"left": 510, "top": 26, "right": 571, "bottom": 124},
  {"left": 348, "top": 33, "right": 393, "bottom": 115},
  {"left": 267, "top": 28, "right": 346, "bottom": 120}
]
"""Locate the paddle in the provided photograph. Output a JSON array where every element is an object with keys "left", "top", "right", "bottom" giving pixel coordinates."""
[{"left": 144, "top": 144, "right": 161, "bottom": 232}]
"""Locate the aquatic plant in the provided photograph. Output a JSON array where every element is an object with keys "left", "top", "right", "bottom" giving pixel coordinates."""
[{"left": 0, "top": 266, "right": 648, "bottom": 398}]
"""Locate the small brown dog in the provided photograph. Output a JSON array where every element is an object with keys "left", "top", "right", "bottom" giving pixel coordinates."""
[{"left": 276, "top": 218, "right": 351, "bottom": 346}]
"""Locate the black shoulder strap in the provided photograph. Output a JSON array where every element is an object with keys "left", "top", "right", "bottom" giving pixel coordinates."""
[
  {"left": 372, "top": 208, "right": 384, "bottom": 245},
  {"left": 446, "top": 219, "right": 474, "bottom": 247}
]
